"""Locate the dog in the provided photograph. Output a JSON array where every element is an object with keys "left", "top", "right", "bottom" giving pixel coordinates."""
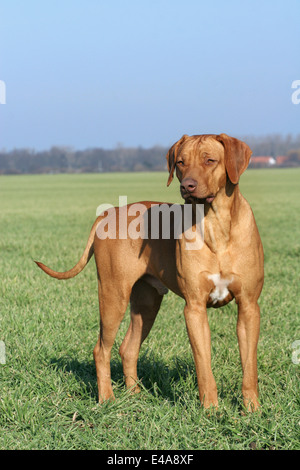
[{"left": 35, "top": 133, "right": 264, "bottom": 411}]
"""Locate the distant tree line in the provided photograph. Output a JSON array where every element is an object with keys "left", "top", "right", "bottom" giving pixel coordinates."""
[{"left": 0, "top": 134, "right": 300, "bottom": 175}]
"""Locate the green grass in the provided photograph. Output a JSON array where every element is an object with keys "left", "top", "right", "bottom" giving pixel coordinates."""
[{"left": 0, "top": 169, "right": 299, "bottom": 450}]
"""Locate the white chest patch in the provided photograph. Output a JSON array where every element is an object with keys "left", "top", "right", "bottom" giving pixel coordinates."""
[{"left": 207, "top": 273, "right": 232, "bottom": 305}]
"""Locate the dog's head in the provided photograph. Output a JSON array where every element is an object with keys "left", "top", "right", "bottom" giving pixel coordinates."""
[{"left": 166, "top": 133, "right": 252, "bottom": 203}]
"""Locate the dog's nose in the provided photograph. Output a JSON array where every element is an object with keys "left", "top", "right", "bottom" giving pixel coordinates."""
[{"left": 180, "top": 178, "right": 198, "bottom": 194}]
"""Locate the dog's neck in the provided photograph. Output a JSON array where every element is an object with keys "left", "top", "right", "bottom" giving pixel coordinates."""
[{"left": 191, "top": 180, "right": 240, "bottom": 253}]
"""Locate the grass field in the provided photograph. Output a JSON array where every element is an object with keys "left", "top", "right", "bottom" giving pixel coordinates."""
[{"left": 0, "top": 169, "right": 299, "bottom": 450}]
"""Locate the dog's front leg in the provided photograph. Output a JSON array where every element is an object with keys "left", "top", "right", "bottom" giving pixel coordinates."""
[
  {"left": 236, "top": 300, "right": 260, "bottom": 411},
  {"left": 184, "top": 302, "right": 218, "bottom": 409}
]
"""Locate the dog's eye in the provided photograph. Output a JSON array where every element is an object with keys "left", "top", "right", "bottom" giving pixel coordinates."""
[
  {"left": 205, "top": 158, "right": 217, "bottom": 165},
  {"left": 176, "top": 160, "right": 184, "bottom": 166}
]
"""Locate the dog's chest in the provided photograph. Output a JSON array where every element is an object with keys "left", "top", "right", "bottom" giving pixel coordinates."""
[{"left": 207, "top": 273, "right": 232, "bottom": 305}]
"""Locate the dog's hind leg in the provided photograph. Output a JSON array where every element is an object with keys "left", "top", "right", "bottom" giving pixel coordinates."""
[
  {"left": 119, "top": 278, "right": 164, "bottom": 393},
  {"left": 93, "top": 280, "right": 131, "bottom": 403}
]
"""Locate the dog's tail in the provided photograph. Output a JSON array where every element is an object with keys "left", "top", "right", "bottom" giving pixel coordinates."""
[{"left": 34, "top": 218, "right": 99, "bottom": 280}]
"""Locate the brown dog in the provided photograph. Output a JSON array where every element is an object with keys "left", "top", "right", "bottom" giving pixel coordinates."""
[{"left": 35, "top": 133, "right": 264, "bottom": 411}]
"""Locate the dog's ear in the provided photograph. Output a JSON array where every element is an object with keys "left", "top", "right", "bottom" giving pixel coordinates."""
[
  {"left": 166, "top": 135, "right": 188, "bottom": 186},
  {"left": 216, "top": 133, "right": 252, "bottom": 184}
]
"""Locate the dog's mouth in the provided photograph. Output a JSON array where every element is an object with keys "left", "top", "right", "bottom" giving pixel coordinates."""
[{"left": 183, "top": 193, "right": 215, "bottom": 204}]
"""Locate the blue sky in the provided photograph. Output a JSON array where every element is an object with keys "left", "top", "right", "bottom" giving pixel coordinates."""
[{"left": 0, "top": 0, "right": 299, "bottom": 150}]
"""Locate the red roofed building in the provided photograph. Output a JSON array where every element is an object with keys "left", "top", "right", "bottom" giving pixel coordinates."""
[
  {"left": 276, "top": 155, "right": 290, "bottom": 166},
  {"left": 249, "top": 156, "right": 276, "bottom": 167}
]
